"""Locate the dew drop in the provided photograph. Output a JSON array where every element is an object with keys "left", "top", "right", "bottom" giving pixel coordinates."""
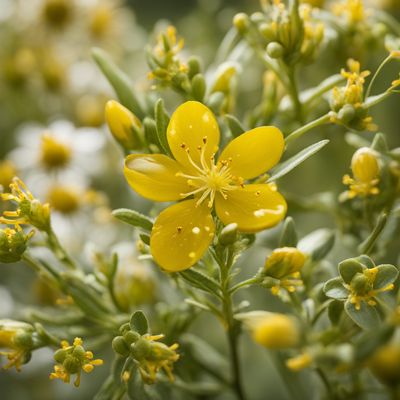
[
  {"left": 192, "top": 227, "right": 201, "bottom": 234},
  {"left": 189, "top": 252, "right": 196, "bottom": 258}
]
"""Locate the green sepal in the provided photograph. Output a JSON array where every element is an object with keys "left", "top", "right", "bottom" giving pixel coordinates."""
[
  {"left": 130, "top": 311, "right": 149, "bottom": 335},
  {"left": 374, "top": 264, "right": 398, "bottom": 290},
  {"left": 324, "top": 278, "right": 348, "bottom": 300},
  {"left": 112, "top": 209, "right": 153, "bottom": 232},
  {"left": 338, "top": 258, "right": 365, "bottom": 284},
  {"left": 344, "top": 300, "right": 380, "bottom": 330}
]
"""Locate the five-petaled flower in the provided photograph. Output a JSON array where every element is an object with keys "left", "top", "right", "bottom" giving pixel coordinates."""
[{"left": 124, "top": 101, "right": 287, "bottom": 271}]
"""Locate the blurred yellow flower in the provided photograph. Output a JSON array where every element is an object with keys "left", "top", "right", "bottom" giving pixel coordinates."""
[
  {"left": 124, "top": 101, "right": 286, "bottom": 271},
  {"left": 0, "top": 161, "right": 17, "bottom": 190},
  {"left": 40, "top": 133, "right": 72, "bottom": 169}
]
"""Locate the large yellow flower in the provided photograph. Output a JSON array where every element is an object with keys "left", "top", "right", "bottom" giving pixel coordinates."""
[{"left": 124, "top": 101, "right": 286, "bottom": 271}]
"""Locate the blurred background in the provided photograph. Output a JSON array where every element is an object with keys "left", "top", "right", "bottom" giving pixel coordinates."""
[{"left": 0, "top": 0, "right": 399, "bottom": 399}]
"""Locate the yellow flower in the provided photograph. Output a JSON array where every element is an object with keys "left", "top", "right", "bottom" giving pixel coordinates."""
[
  {"left": 124, "top": 101, "right": 287, "bottom": 271},
  {"left": 40, "top": 133, "right": 72, "bottom": 169},
  {"left": 368, "top": 344, "right": 400, "bottom": 385},
  {"left": 251, "top": 313, "right": 299, "bottom": 349},
  {"left": 286, "top": 352, "right": 313, "bottom": 371},
  {"left": 332, "top": 0, "right": 366, "bottom": 24},
  {"left": 0, "top": 320, "right": 34, "bottom": 371},
  {"left": 0, "top": 177, "right": 51, "bottom": 231},
  {"left": 50, "top": 337, "right": 103, "bottom": 387},
  {"left": 342, "top": 147, "right": 380, "bottom": 199},
  {"left": 47, "top": 185, "right": 81, "bottom": 215}
]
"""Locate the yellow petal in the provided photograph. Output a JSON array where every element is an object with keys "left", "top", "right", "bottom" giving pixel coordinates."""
[
  {"left": 124, "top": 154, "right": 189, "bottom": 202},
  {"left": 167, "top": 101, "right": 220, "bottom": 172},
  {"left": 218, "top": 126, "right": 284, "bottom": 179},
  {"left": 150, "top": 200, "right": 215, "bottom": 271},
  {"left": 215, "top": 184, "right": 286, "bottom": 233}
]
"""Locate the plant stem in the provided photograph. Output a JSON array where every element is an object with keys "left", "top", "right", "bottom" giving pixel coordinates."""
[
  {"left": 229, "top": 276, "right": 263, "bottom": 294},
  {"left": 286, "top": 65, "right": 304, "bottom": 124},
  {"left": 365, "top": 55, "right": 392, "bottom": 99},
  {"left": 285, "top": 113, "right": 331, "bottom": 145},
  {"left": 46, "top": 228, "right": 77, "bottom": 270},
  {"left": 219, "top": 248, "right": 246, "bottom": 400}
]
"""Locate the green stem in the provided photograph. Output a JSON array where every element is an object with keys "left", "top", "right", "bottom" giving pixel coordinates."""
[
  {"left": 46, "top": 228, "right": 77, "bottom": 270},
  {"left": 365, "top": 55, "right": 393, "bottom": 99},
  {"left": 229, "top": 276, "right": 263, "bottom": 294},
  {"left": 285, "top": 113, "right": 331, "bottom": 145},
  {"left": 286, "top": 65, "right": 304, "bottom": 124},
  {"left": 316, "top": 368, "right": 335, "bottom": 399},
  {"left": 218, "top": 248, "right": 246, "bottom": 400}
]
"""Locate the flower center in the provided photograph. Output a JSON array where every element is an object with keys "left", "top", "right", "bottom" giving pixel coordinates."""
[
  {"left": 47, "top": 185, "right": 80, "bottom": 214},
  {"left": 177, "top": 137, "right": 243, "bottom": 207},
  {"left": 40, "top": 134, "right": 72, "bottom": 169}
]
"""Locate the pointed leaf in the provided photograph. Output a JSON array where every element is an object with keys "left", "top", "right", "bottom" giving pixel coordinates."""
[
  {"left": 155, "top": 98, "right": 171, "bottom": 155},
  {"left": 298, "top": 228, "right": 335, "bottom": 261},
  {"left": 268, "top": 140, "right": 329, "bottom": 182},
  {"left": 279, "top": 217, "right": 298, "bottom": 247},
  {"left": 225, "top": 114, "right": 245, "bottom": 137},
  {"left": 179, "top": 268, "right": 221, "bottom": 297},
  {"left": 112, "top": 209, "right": 153, "bottom": 231},
  {"left": 92, "top": 48, "right": 145, "bottom": 119}
]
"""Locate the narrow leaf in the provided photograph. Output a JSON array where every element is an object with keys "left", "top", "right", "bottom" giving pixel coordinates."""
[
  {"left": 155, "top": 99, "right": 171, "bottom": 155},
  {"left": 268, "top": 140, "right": 329, "bottom": 182},
  {"left": 179, "top": 268, "right": 221, "bottom": 297},
  {"left": 92, "top": 47, "right": 145, "bottom": 118},
  {"left": 112, "top": 209, "right": 153, "bottom": 231},
  {"left": 130, "top": 311, "right": 149, "bottom": 335},
  {"left": 225, "top": 114, "right": 245, "bottom": 137}
]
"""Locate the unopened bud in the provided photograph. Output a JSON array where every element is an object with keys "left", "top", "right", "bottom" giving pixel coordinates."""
[
  {"left": 264, "top": 247, "right": 306, "bottom": 279},
  {"left": 266, "top": 42, "right": 285, "bottom": 59},
  {"left": 351, "top": 147, "right": 380, "bottom": 183}
]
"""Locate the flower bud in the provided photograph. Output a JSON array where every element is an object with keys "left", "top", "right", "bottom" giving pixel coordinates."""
[
  {"left": 351, "top": 147, "right": 380, "bottom": 183},
  {"left": 105, "top": 100, "right": 143, "bottom": 151},
  {"left": 252, "top": 313, "right": 299, "bottom": 349},
  {"left": 337, "top": 104, "right": 356, "bottom": 124},
  {"left": 266, "top": 42, "right": 285, "bottom": 59},
  {"left": 0, "top": 228, "right": 32, "bottom": 263},
  {"left": 264, "top": 247, "right": 306, "bottom": 279},
  {"left": 218, "top": 223, "right": 238, "bottom": 246},
  {"left": 233, "top": 13, "right": 250, "bottom": 34},
  {"left": 112, "top": 336, "right": 130, "bottom": 356}
]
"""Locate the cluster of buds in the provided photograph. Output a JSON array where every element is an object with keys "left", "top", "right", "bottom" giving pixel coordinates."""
[
  {"left": 112, "top": 312, "right": 179, "bottom": 384},
  {"left": 341, "top": 147, "right": 380, "bottom": 200},
  {"left": 324, "top": 255, "right": 398, "bottom": 328},
  {"left": 147, "top": 26, "right": 188, "bottom": 88},
  {"left": 105, "top": 100, "right": 144, "bottom": 152},
  {"left": 0, "top": 226, "right": 34, "bottom": 263},
  {"left": 50, "top": 337, "right": 103, "bottom": 387},
  {"left": 261, "top": 247, "right": 306, "bottom": 295},
  {"left": 330, "top": 59, "right": 376, "bottom": 131},
  {"left": 234, "top": 0, "right": 324, "bottom": 65},
  {"left": 0, "top": 177, "right": 51, "bottom": 232},
  {"left": 0, "top": 320, "right": 36, "bottom": 371}
]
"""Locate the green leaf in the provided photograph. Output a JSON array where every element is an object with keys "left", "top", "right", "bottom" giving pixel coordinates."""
[
  {"left": 298, "top": 228, "right": 335, "bottom": 261},
  {"left": 92, "top": 48, "right": 145, "bottom": 119},
  {"left": 268, "top": 140, "right": 329, "bottom": 182},
  {"left": 154, "top": 99, "right": 171, "bottom": 155},
  {"left": 374, "top": 264, "right": 399, "bottom": 290},
  {"left": 279, "top": 217, "right": 298, "bottom": 247},
  {"left": 344, "top": 300, "right": 380, "bottom": 330},
  {"left": 179, "top": 268, "right": 221, "bottom": 297},
  {"left": 328, "top": 300, "right": 344, "bottom": 325},
  {"left": 225, "top": 114, "right": 245, "bottom": 137},
  {"left": 324, "top": 278, "right": 348, "bottom": 300},
  {"left": 338, "top": 258, "right": 365, "bottom": 284},
  {"left": 191, "top": 74, "right": 206, "bottom": 102},
  {"left": 112, "top": 209, "right": 153, "bottom": 231},
  {"left": 130, "top": 311, "right": 149, "bottom": 335},
  {"left": 344, "top": 132, "right": 371, "bottom": 149},
  {"left": 371, "top": 132, "right": 388, "bottom": 152},
  {"left": 143, "top": 117, "right": 161, "bottom": 149},
  {"left": 356, "top": 255, "right": 375, "bottom": 269}
]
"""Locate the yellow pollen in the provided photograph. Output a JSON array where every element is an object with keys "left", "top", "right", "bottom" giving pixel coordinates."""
[
  {"left": 40, "top": 134, "right": 71, "bottom": 169},
  {"left": 178, "top": 142, "right": 242, "bottom": 208}
]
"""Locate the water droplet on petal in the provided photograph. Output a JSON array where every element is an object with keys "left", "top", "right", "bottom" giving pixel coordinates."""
[
  {"left": 192, "top": 227, "right": 201, "bottom": 234},
  {"left": 189, "top": 252, "right": 196, "bottom": 258}
]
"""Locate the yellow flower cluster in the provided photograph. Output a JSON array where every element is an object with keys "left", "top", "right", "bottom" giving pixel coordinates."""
[{"left": 50, "top": 338, "right": 103, "bottom": 387}]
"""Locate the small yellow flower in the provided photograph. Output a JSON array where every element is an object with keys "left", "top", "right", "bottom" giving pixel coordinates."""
[
  {"left": 50, "top": 337, "right": 103, "bottom": 387},
  {"left": 332, "top": 0, "right": 366, "bottom": 24},
  {"left": 0, "top": 177, "right": 51, "bottom": 231},
  {"left": 124, "top": 101, "right": 287, "bottom": 271},
  {"left": 0, "top": 320, "right": 34, "bottom": 371},
  {"left": 47, "top": 185, "right": 81, "bottom": 215},
  {"left": 0, "top": 160, "right": 17, "bottom": 190},
  {"left": 89, "top": 4, "right": 113, "bottom": 38},
  {"left": 251, "top": 313, "right": 299, "bottom": 349},
  {"left": 40, "top": 133, "right": 72, "bottom": 169},
  {"left": 342, "top": 147, "right": 380, "bottom": 199}
]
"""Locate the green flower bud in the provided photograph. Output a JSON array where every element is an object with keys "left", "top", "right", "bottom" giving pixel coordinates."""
[
  {"left": 63, "top": 356, "right": 80, "bottom": 374},
  {"left": 112, "top": 336, "right": 130, "bottom": 356},
  {"left": 187, "top": 56, "right": 201, "bottom": 79},
  {"left": 266, "top": 42, "right": 285, "bottom": 59},
  {"left": 131, "top": 338, "right": 151, "bottom": 361},
  {"left": 338, "top": 104, "right": 356, "bottom": 124},
  {"left": 54, "top": 348, "right": 68, "bottom": 364},
  {"left": 191, "top": 74, "right": 206, "bottom": 102},
  {"left": 233, "top": 13, "right": 250, "bottom": 34},
  {"left": 12, "top": 331, "right": 33, "bottom": 349},
  {"left": 123, "top": 330, "right": 140, "bottom": 345},
  {"left": 350, "top": 273, "right": 370, "bottom": 294},
  {"left": 218, "top": 223, "right": 238, "bottom": 246}
]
